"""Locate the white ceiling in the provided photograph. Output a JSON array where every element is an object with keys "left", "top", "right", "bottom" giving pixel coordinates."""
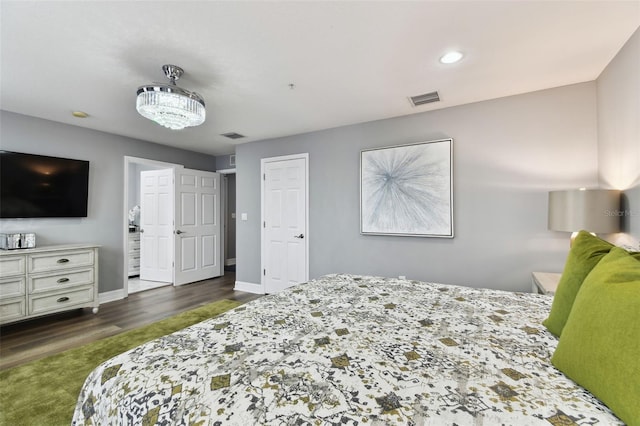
[{"left": 1, "top": 1, "right": 638, "bottom": 156}]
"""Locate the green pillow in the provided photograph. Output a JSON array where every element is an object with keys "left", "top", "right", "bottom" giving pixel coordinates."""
[
  {"left": 543, "top": 231, "right": 613, "bottom": 336},
  {"left": 551, "top": 247, "right": 640, "bottom": 425}
]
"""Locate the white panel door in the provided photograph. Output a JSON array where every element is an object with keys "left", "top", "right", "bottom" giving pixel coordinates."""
[
  {"left": 263, "top": 155, "right": 308, "bottom": 293},
  {"left": 139, "top": 169, "right": 174, "bottom": 283},
  {"left": 174, "top": 169, "right": 221, "bottom": 286}
]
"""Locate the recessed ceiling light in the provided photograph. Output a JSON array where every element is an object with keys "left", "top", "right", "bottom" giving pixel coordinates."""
[
  {"left": 440, "top": 51, "right": 463, "bottom": 64},
  {"left": 72, "top": 111, "right": 89, "bottom": 118}
]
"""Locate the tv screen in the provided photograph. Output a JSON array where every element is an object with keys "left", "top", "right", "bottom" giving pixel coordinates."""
[{"left": 0, "top": 151, "right": 89, "bottom": 218}]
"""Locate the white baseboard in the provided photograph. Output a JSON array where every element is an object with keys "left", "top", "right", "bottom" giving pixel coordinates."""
[
  {"left": 225, "top": 258, "right": 236, "bottom": 266},
  {"left": 234, "top": 280, "right": 264, "bottom": 294},
  {"left": 99, "top": 288, "right": 126, "bottom": 304}
]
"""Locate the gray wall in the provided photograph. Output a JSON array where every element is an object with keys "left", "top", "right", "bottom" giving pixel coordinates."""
[
  {"left": 0, "top": 111, "right": 217, "bottom": 293},
  {"left": 236, "top": 82, "right": 599, "bottom": 292},
  {"left": 4, "top": 26, "right": 635, "bottom": 297},
  {"left": 597, "top": 27, "right": 640, "bottom": 249},
  {"left": 216, "top": 154, "right": 236, "bottom": 171}
]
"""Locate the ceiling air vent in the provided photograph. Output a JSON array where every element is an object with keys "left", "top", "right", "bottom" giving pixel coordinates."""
[
  {"left": 221, "top": 132, "right": 246, "bottom": 140},
  {"left": 409, "top": 91, "right": 440, "bottom": 107}
]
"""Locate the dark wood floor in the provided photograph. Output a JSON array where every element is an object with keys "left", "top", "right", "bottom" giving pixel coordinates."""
[{"left": 0, "top": 272, "right": 260, "bottom": 370}]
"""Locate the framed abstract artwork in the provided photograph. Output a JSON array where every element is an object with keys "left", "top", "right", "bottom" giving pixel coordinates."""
[{"left": 360, "top": 138, "right": 453, "bottom": 238}]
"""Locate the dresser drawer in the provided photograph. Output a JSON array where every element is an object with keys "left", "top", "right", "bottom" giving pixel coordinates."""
[
  {"left": 28, "top": 249, "right": 95, "bottom": 274},
  {"left": 0, "top": 297, "right": 26, "bottom": 323},
  {"left": 0, "top": 276, "right": 26, "bottom": 298},
  {"left": 28, "top": 285, "right": 95, "bottom": 316},
  {"left": 29, "top": 268, "right": 94, "bottom": 293},
  {"left": 0, "top": 255, "right": 26, "bottom": 278}
]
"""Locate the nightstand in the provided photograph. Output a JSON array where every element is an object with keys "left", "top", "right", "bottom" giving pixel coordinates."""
[{"left": 531, "top": 272, "right": 561, "bottom": 295}]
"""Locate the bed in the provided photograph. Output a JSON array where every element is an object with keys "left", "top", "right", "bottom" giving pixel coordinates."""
[{"left": 72, "top": 274, "right": 623, "bottom": 425}]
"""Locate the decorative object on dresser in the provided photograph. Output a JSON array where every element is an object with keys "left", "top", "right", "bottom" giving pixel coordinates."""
[
  {"left": 0, "top": 244, "right": 99, "bottom": 325},
  {"left": 128, "top": 231, "right": 140, "bottom": 277},
  {"left": 0, "top": 232, "right": 36, "bottom": 250},
  {"left": 128, "top": 205, "right": 140, "bottom": 232}
]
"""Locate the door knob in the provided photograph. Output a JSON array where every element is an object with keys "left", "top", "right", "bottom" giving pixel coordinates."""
[
  {"left": 176, "top": 230, "right": 185, "bottom": 234},
  {"left": 139, "top": 228, "right": 144, "bottom": 233},
  {"left": 294, "top": 234, "right": 304, "bottom": 239}
]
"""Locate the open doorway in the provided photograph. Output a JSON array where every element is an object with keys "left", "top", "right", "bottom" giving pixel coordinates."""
[
  {"left": 218, "top": 168, "right": 236, "bottom": 275},
  {"left": 123, "top": 157, "right": 180, "bottom": 296},
  {"left": 123, "top": 157, "right": 224, "bottom": 297}
]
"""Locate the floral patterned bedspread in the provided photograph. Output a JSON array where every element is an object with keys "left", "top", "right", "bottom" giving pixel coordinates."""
[{"left": 73, "top": 274, "right": 622, "bottom": 425}]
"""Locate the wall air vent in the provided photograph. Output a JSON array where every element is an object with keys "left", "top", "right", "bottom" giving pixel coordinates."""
[
  {"left": 409, "top": 91, "right": 440, "bottom": 107},
  {"left": 221, "top": 132, "right": 246, "bottom": 140}
]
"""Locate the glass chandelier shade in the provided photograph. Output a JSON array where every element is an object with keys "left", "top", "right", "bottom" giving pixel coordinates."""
[{"left": 136, "top": 65, "right": 206, "bottom": 130}]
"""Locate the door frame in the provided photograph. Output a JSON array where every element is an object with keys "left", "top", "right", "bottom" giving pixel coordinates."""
[
  {"left": 260, "top": 153, "right": 309, "bottom": 293},
  {"left": 122, "top": 156, "right": 182, "bottom": 298},
  {"left": 217, "top": 168, "right": 236, "bottom": 275}
]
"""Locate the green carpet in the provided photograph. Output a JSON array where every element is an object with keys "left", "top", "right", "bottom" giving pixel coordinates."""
[{"left": 0, "top": 299, "right": 242, "bottom": 426}]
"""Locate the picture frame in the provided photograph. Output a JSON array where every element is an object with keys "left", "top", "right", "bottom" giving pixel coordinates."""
[{"left": 360, "top": 138, "right": 453, "bottom": 238}]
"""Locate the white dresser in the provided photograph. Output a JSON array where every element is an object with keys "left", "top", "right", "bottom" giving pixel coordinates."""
[
  {"left": 0, "top": 244, "right": 99, "bottom": 325},
  {"left": 128, "top": 232, "right": 140, "bottom": 277}
]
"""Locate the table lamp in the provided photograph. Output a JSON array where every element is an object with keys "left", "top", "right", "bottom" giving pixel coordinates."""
[{"left": 548, "top": 189, "right": 620, "bottom": 245}]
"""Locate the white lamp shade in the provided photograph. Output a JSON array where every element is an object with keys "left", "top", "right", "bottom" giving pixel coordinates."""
[{"left": 548, "top": 189, "right": 620, "bottom": 233}]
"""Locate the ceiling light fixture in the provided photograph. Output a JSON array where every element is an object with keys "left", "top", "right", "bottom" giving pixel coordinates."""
[
  {"left": 136, "top": 64, "right": 206, "bottom": 130},
  {"left": 440, "top": 51, "right": 463, "bottom": 64}
]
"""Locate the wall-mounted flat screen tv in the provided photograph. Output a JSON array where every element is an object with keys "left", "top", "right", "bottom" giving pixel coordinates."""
[{"left": 0, "top": 151, "right": 89, "bottom": 218}]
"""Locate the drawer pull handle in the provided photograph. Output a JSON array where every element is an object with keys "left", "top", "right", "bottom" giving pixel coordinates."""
[
  {"left": 57, "top": 258, "right": 70, "bottom": 264},
  {"left": 57, "top": 278, "right": 70, "bottom": 284},
  {"left": 57, "top": 297, "right": 70, "bottom": 303}
]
